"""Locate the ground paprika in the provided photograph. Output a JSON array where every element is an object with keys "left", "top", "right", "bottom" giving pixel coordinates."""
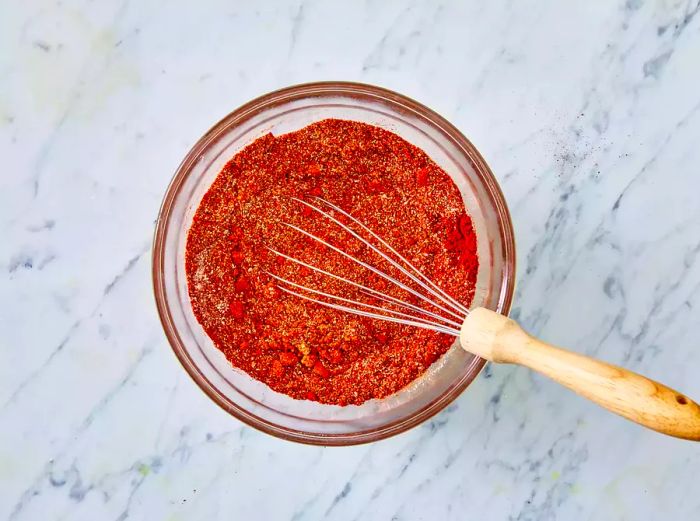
[{"left": 186, "top": 119, "right": 478, "bottom": 405}]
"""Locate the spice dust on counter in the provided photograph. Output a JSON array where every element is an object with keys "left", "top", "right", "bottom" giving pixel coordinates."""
[{"left": 186, "top": 119, "right": 478, "bottom": 405}]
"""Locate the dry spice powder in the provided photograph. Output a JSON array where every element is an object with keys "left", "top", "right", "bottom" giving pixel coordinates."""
[{"left": 186, "top": 119, "right": 478, "bottom": 405}]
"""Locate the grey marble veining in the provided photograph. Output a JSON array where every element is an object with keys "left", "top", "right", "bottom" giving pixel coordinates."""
[{"left": 1, "top": 1, "right": 699, "bottom": 519}]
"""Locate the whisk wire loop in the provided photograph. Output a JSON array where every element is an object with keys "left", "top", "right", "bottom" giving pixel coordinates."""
[
  {"left": 268, "top": 197, "right": 471, "bottom": 335},
  {"left": 293, "top": 197, "right": 470, "bottom": 318}
]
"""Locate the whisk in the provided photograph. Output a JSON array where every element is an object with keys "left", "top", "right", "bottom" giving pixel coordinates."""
[{"left": 269, "top": 197, "right": 700, "bottom": 441}]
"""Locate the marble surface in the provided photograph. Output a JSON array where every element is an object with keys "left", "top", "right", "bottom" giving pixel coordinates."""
[{"left": 2, "top": 1, "right": 700, "bottom": 519}]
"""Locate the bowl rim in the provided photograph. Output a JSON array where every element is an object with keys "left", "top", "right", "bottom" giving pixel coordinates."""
[{"left": 152, "top": 81, "right": 516, "bottom": 445}]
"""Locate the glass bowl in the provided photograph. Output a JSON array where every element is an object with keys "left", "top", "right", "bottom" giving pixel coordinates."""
[{"left": 152, "top": 82, "right": 515, "bottom": 445}]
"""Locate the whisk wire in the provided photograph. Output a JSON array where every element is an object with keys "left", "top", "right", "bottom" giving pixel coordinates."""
[
  {"left": 266, "top": 247, "right": 462, "bottom": 327},
  {"left": 310, "top": 196, "right": 471, "bottom": 316},
  {"left": 267, "top": 271, "right": 461, "bottom": 330},
  {"left": 291, "top": 197, "right": 469, "bottom": 318},
  {"left": 277, "top": 286, "right": 460, "bottom": 337},
  {"left": 267, "top": 196, "right": 472, "bottom": 337},
  {"left": 282, "top": 221, "right": 465, "bottom": 322}
]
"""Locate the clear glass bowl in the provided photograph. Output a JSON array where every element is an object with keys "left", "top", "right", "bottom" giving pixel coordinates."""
[{"left": 152, "top": 82, "right": 515, "bottom": 445}]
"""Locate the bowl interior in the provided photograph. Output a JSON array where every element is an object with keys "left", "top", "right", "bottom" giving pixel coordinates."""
[{"left": 153, "top": 83, "right": 515, "bottom": 444}]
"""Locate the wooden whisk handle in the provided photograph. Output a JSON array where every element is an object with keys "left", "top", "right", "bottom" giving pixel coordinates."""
[{"left": 460, "top": 307, "right": 700, "bottom": 441}]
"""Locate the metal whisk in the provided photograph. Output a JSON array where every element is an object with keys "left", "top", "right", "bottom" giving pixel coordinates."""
[
  {"left": 267, "top": 196, "right": 700, "bottom": 441},
  {"left": 266, "top": 196, "right": 467, "bottom": 337}
]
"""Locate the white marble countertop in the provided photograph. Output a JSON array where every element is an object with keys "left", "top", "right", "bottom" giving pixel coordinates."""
[{"left": 2, "top": 1, "right": 700, "bottom": 519}]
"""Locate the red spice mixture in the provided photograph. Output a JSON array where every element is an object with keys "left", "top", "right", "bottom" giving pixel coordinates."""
[{"left": 186, "top": 119, "right": 478, "bottom": 405}]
